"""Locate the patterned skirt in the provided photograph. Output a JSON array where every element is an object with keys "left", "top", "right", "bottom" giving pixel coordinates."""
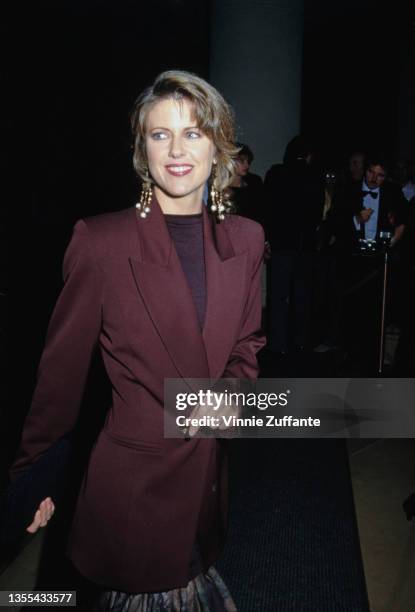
[{"left": 94, "top": 567, "right": 237, "bottom": 612}]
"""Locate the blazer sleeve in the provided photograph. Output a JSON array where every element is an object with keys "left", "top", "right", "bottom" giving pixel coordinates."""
[
  {"left": 10, "top": 220, "right": 103, "bottom": 480},
  {"left": 222, "top": 222, "right": 266, "bottom": 379}
]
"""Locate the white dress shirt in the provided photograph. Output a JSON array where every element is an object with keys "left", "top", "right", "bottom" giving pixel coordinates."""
[{"left": 354, "top": 180, "right": 380, "bottom": 240}]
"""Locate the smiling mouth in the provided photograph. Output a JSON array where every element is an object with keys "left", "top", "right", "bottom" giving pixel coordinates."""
[{"left": 165, "top": 165, "right": 193, "bottom": 176}]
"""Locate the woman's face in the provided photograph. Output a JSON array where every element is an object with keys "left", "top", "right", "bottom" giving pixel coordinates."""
[
  {"left": 235, "top": 155, "right": 250, "bottom": 177},
  {"left": 145, "top": 97, "right": 216, "bottom": 213}
]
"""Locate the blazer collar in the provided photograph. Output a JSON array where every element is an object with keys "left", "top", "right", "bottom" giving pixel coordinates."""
[{"left": 129, "top": 200, "right": 248, "bottom": 380}]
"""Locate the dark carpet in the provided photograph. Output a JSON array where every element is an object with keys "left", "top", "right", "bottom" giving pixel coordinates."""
[{"left": 217, "top": 439, "right": 370, "bottom": 612}]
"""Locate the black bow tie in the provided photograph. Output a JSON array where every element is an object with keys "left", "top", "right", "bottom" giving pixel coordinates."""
[{"left": 362, "top": 190, "right": 378, "bottom": 199}]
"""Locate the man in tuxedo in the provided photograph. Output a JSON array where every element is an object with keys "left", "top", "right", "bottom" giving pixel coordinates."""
[
  {"left": 332, "top": 155, "right": 407, "bottom": 251},
  {"left": 353, "top": 157, "right": 406, "bottom": 245},
  {"left": 330, "top": 155, "right": 408, "bottom": 369}
]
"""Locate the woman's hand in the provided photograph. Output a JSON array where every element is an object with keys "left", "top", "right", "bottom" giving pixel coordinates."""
[
  {"left": 26, "top": 497, "right": 55, "bottom": 533},
  {"left": 187, "top": 401, "right": 240, "bottom": 437}
]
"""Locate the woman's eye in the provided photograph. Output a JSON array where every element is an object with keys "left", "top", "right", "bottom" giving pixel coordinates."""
[
  {"left": 151, "top": 132, "right": 168, "bottom": 140},
  {"left": 186, "top": 131, "right": 201, "bottom": 139}
]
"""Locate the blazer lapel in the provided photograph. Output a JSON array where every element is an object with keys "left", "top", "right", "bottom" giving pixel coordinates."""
[
  {"left": 202, "top": 208, "right": 248, "bottom": 379},
  {"left": 129, "top": 200, "right": 209, "bottom": 380},
  {"left": 129, "top": 202, "right": 248, "bottom": 381}
]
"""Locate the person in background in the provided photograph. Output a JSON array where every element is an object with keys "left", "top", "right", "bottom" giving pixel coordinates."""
[
  {"left": 264, "top": 135, "right": 324, "bottom": 354},
  {"left": 352, "top": 156, "right": 407, "bottom": 247},
  {"left": 391, "top": 159, "right": 415, "bottom": 204},
  {"left": 337, "top": 150, "right": 366, "bottom": 189},
  {"left": 329, "top": 154, "right": 408, "bottom": 368},
  {"left": 313, "top": 168, "right": 341, "bottom": 352},
  {"left": 335, "top": 150, "right": 364, "bottom": 198},
  {"left": 229, "top": 142, "right": 265, "bottom": 227},
  {"left": 331, "top": 154, "right": 407, "bottom": 253},
  {"left": 348, "top": 151, "right": 365, "bottom": 184}
]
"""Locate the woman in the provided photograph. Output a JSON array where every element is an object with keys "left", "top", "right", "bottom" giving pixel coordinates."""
[
  {"left": 229, "top": 143, "right": 264, "bottom": 226},
  {"left": 10, "top": 70, "right": 265, "bottom": 610}
]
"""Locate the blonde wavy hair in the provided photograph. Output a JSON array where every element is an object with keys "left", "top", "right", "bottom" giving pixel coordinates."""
[{"left": 131, "top": 70, "right": 239, "bottom": 193}]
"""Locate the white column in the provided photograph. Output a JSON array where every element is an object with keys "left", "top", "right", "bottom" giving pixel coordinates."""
[{"left": 210, "top": 0, "right": 304, "bottom": 177}]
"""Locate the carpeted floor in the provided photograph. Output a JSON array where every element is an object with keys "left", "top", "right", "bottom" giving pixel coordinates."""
[{"left": 217, "top": 438, "right": 370, "bottom": 612}]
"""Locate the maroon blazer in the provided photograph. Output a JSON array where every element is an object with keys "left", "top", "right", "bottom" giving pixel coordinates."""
[{"left": 10, "top": 200, "right": 266, "bottom": 593}]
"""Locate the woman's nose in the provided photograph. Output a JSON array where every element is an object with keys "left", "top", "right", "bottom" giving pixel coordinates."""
[{"left": 169, "top": 135, "right": 184, "bottom": 158}]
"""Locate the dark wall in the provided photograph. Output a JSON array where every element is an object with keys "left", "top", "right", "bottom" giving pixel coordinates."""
[
  {"left": 22, "top": 0, "right": 211, "bottom": 226},
  {"left": 398, "top": 1, "right": 415, "bottom": 160},
  {"left": 301, "top": 0, "right": 412, "bottom": 167}
]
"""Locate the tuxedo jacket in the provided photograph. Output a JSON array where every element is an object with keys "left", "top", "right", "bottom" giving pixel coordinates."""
[
  {"left": 331, "top": 181, "right": 408, "bottom": 252},
  {"left": 10, "top": 201, "right": 265, "bottom": 593}
]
